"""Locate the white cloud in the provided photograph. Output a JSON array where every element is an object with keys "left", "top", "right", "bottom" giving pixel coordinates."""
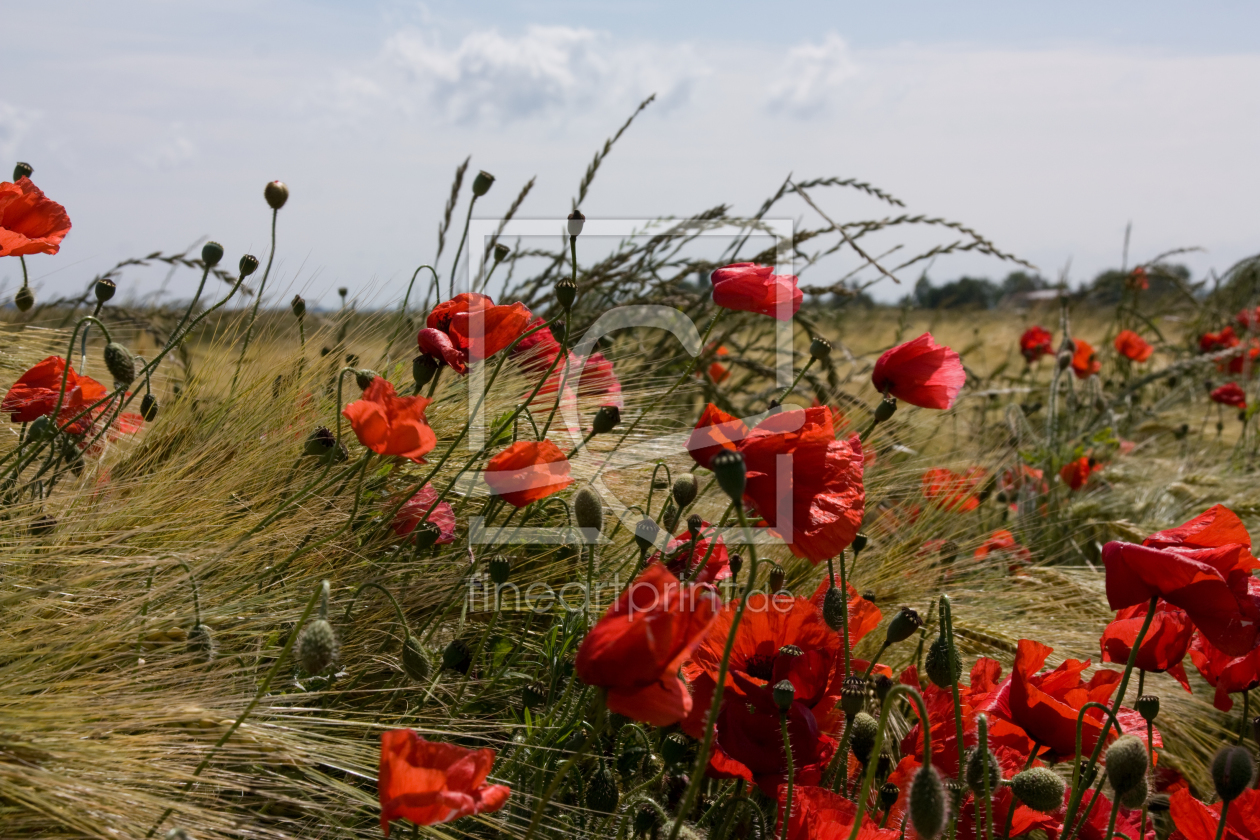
[
  {"left": 0, "top": 102, "right": 38, "bottom": 166},
  {"left": 135, "top": 124, "right": 198, "bottom": 170},
  {"left": 765, "top": 33, "right": 860, "bottom": 117}
]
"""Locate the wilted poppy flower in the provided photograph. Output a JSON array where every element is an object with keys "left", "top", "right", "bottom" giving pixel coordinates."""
[
  {"left": 391, "top": 483, "right": 456, "bottom": 544},
  {"left": 378, "top": 729, "right": 510, "bottom": 834},
  {"left": 1071, "top": 339, "right": 1100, "bottom": 379},
  {"left": 342, "top": 378, "right": 436, "bottom": 462},
  {"left": 921, "top": 467, "right": 985, "bottom": 512},
  {"left": 417, "top": 293, "right": 531, "bottom": 374},
  {"left": 871, "top": 332, "right": 966, "bottom": 410},
  {"left": 1201, "top": 326, "right": 1240, "bottom": 354},
  {"left": 974, "top": 530, "right": 1032, "bottom": 569},
  {"left": 2, "top": 355, "right": 110, "bottom": 434},
  {"left": 575, "top": 563, "right": 720, "bottom": 725},
  {"left": 0, "top": 177, "right": 72, "bottom": 257},
  {"left": 1101, "top": 505, "right": 1260, "bottom": 656},
  {"left": 1020, "top": 326, "right": 1054, "bottom": 363},
  {"left": 1169, "top": 784, "right": 1260, "bottom": 840},
  {"left": 1114, "top": 329, "right": 1153, "bottom": 362},
  {"left": 1189, "top": 633, "right": 1260, "bottom": 712},
  {"left": 483, "top": 439, "right": 572, "bottom": 507},
  {"left": 1100, "top": 602, "right": 1193, "bottom": 692},
  {"left": 710, "top": 262, "right": 803, "bottom": 321},
  {"left": 1212, "top": 382, "right": 1247, "bottom": 408},
  {"left": 776, "top": 783, "right": 899, "bottom": 840},
  {"left": 650, "top": 519, "right": 731, "bottom": 584},
  {"left": 1060, "top": 456, "right": 1102, "bottom": 491}
]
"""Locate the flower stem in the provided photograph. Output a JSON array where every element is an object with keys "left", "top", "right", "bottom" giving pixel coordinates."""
[
  {"left": 779, "top": 712, "right": 796, "bottom": 840},
  {"left": 847, "top": 684, "right": 930, "bottom": 840},
  {"left": 232, "top": 207, "right": 279, "bottom": 394},
  {"left": 1215, "top": 799, "right": 1232, "bottom": 840},
  {"left": 521, "top": 698, "right": 607, "bottom": 840},
  {"left": 779, "top": 356, "right": 815, "bottom": 403},
  {"left": 449, "top": 196, "right": 479, "bottom": 300}
]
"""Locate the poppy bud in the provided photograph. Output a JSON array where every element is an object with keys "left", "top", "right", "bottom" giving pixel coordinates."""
[
  {"left": 910, "top": 765, "right": 949, "bottom": 839},
  {"left": 661, "top": 501, "right": 680, "bottom": 535},
  {"left": 239, "top": 254, "right": 260, "bottom": 278},
  {"left": 556, "top": 277, "right": 577, "bottom": 310},
  {"left": 493, "top": 242, "right": 510, "bottom": 263},
  {"left": 685, "top": 513, "right": 703, "bottom": 539},
  {"left": 1135, "top": 694, "right": 1159, "bottom": 723},
  {"left": 965, "top": 747, "right": 1000, "bottom": 793},
  {"left": 140, "top": 393, "right": 159, "bottom": 422},
  {"left": 772, "top": 678, "right": 796, "bottom": 712},
  {"left": 588, "top": 759, "right": 620, "bottom": 814},
  {"left": 728, "top": 553, "right": 742, "bottom": 578},
  {"left": 822, "top": 586, "right": 846, "bottom": 631},
  {"left": 1218, "top": 420, "right": 1225, "bottom": 434},
  {"left": 187, "top": 623, "right": 216, "bottom": 662},
  {"left": 95, "top": 277, "right": 117, "bottom": 303},
  {"left": 14, "top": 285, "right": 34, "bottom": 312},
  {"left": 284, "top": 294, "right": 304, "bottom": 321},
  {"left": 1010, "top": 767, "right": 1065, "bottom": 813},
  {"left": 201, "top": 241, "right": 224, "bottom": 268},
  {"left": 264, "top": 180, "right": 289, "bottom": 210},
  {"left": 853, "top": 533, "right": 869, "bottom": 555},
  {"left": 104, "top": 342, "right": 137, "bottom": 386},
  {"left": 402, "top": 635, "right": 430, "bottom": 682},
  {"left": 874, "top": 395, "right": 897, "bottom": 424},
  {"left": 1104, "top": 735, "right": 1147, "bottom": 798},
  {"left": 710, "top": 450, "right": 746, "bottom": 505},
  {"left": 1057, "top": 350, "right": 1073, "bottom": 370},
  {"left": 488, "top": 555, "right": 511, "bottom": 585},
  {"left": 303, "top": 426, "right": 345, "bottom": 463},
  {"left": 925, "top": 634, "right": 960, "bottom": 689},
  {"left": 592, "top": 404, "right": 621, "bottom": 435},
  {"left": 354, "top": 369, "right": 377, "bottom": 390},
  {"left": 662, "top": 732, "right": 692, "bottom": 767},
  {"left": 13, "top": 161, "right": 32, "bottom": 181},
  {"left": 939, "top": 540, "right": 958, "bottom": 565},
  {"left": 879, "top": 782, "right": 900, "bottom": 812},
  {"left": 849, "top": 711, "right": 878, "bottom": 763},
  {"left": 1212, "top": 745, "right": 1254, "bottom": 803},
  {"left": 672, "top": 473, "right": 698, "bottom": 509},
  {"left": 633, "top": 801, "right": 662, "bottom": 837},
  {"left": 471, "top": 170, "right": 495, "bottom": 197},
  {"left": 442, "top": 638, "right": 472, "bottom": 674},
  {"left": 297, "top": 618, "right": 340, "bottom": 675},
  {"left": 885, "top": 606, "right": 923, "bottom": 645},
  {"left": 407, "top": 357, "right": 436, "bottom": 393},
  {"left": 841, "top": 674, "right": 867, "bottom": 716},
  {"left": 574, "top": 486, "right": 604, "bottom": 539},
  {"left": 810, "top": 336, "right": 832, "bottom": 362},
  {"left": 872, "top": 673, "right": 893, "bottom": 703},
  {"left": 28, "top": 416, "right": 50, "bottom": 440},
  {"left": 567, "top": 210, "right": 585, "bottom": 237},
  {"left": 1119, "top": 776, "right": 1148, "bottom": 810},
  {"left": 412, "top": 520, "right": 441, "bottom": 550},
  {"left": 769, "top": 564, "right": 786, "bottom": 593}
]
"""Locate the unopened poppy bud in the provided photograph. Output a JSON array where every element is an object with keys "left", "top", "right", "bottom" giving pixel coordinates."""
[
  {"left": 672, "top": 473, "right": 698, "bottom": 509},
  {"left": 402, "top": 635, "right": 430, "bottom": 682},
  {"left": 872, "top": 673, "right": 893, "bottom": 703},
  {"left": 841, "top": 674, "right": 867, "bottom": 716},
  {"left": 1105, "top": 735, "right": 1148, "bottom": 798},
  {"left": 592, "top": 404, "right": 621, "bottom": 435},
  {"left": 264, "top": 180, "right": 289, "bottom": 209},
  {"left": 297, "top": 618, "right": 340, "bottom": 675},
  {"left": 910, "top": 765, "right": 949, "bottom": 839},
  {"left": 810, "top": 336, "right": 832, "bottom": 362},
  {"left": 573, "top": 486, "right": 604, "bottom": 539},
  {"left": 140, "top": 393, "right": 159, "bottom": 422},
  {"left": 1057, "top": 350, "right": 1073, "bottom": 370},
  {"left": 201, "top": 241, "right": 224, "bottom": 267},
  {"left": 874, "top": 395, "right": 897, "bottom": 424},
  {"left": 1010, "top": 767, "right": 1065, "bottom": 813},
  {"left": 556, "top": 277, "right": 577, "bottom": 310},
  {"left": 354, "top": 369, "right": 377, "bottom": 390},
  {"left": 303, "top": 426, "right": 344, "bottom": 463},
  {"left": 95, "top": 277, "right": 117, "bottom": 303},
  {"left": 939, "top": 540, "right": 958, "bottom": 565},
  {"left": 925, "top": 634, "right": 960, "bottom": 689},
  {"left": 104, "top": 342, "right": 137, "bottom": 386},
  {"left": 823, "top": 586, "right": 846, "bottom": 631},
  {"left": 686, "top": 513, "right": 703, "bottom": 539},
  {"left": 567, "top": 210, "right": 585, "bottom": 237},
  {"left": 14, "top": 285, "right": 34, "bottom": 312},
  {"left": 488, "top": 555, "right": 511, "bottom": 585},
  {"left": 409, "top": 356, "right": 437, "bottom": 392},
  {"left": 1212, "top": 745, "right": 1254, "bottom": 803},
  {"left": 1119, "top": 776, "right": 1148, "bottom": 810},
  {"left": 412, "top": 520, "right": 441, "bottom": 550},
  {"left": 471, "top": 170, "right": 495, "bottom": 196},
  {"left": 662, "top": 732, "right": 691, "bottom": 767},
  {"left": 588, "top": 759, "right": 620, "bottom": 814},
  {"left": 772, "top": 678, "right": 796, "bottom": 712},
  {"left": 442, "top": 638, "right": 472, "bottom": 674},
  {"left": 493, "top": 242, "right": 510, "bottom": 263},
  {"left": 879, "top": 782, "right": 900, "bottom": 811},
  {"left": 769, "top": 564, "right": 786, "bottom": 593},
  {"left": 853, "top": 533, "right": 869, "bottom": 554},
  {"left": 1135, "top": 694, "right": 1159, "bottom": 723},
  {"left": 290, "top": 294, "right": 305, "bottom": 320},
  {"left": 850, "top": 711, "right": 878, "bottom": 763},
  {"left": 728, "top": 553, "right": 742, "bottom": 578},
  {"left": 239, "top": 254, "right": 260, "bottom": 278},
  {"left": 885, "top": 606, "right": 923, "bottom": 645},
  {"left": 633, "top": 801, "right": 662, "bottom": 837},
  {"left": 710, "top": 450, "right": 746, "bottom": 505},
  {"left": 28, "top": 416, "right": 50, "bottom": 439},
  {"left": 13, "top": 162, "right": 32, "bottom": 181},
  {"left": 187, "top": 623, "right": 216, "bottom": 662},
  {"left": 965, "top": 747, "right": 1000, "bottom": 793}
]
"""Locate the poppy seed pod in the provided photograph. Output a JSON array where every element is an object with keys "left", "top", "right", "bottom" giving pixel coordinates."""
[
  {"left": 574, "top": 486, "right": 604, "bottom": 538},
  {"left": 672, "top": 473, "right": 698, "bottom": 509},
  {"left": 442, "top": 639, "right": 472, "bottom": 674},
  {"left": 592, "top": 404, "right": 621, "bottom": 435},
  {"left": 849, "top": 711, "right": 878, "bottom": 764},
  {"left": 95, "top": 277, "right": 117, "bottom": 303},
  {"left": 1010, "top": 767, "right": 1065, "bottom": 813},
  {"left": 728, "top": 552, "right": 742, "bottom": 578},
  {"left": 522, "top": 681, "right": 547, "bottom": 709},
  {"left": 687, "top": 513, "right": 703, "bottom": 539},
  {"left": 239, "top": 254, "right": 260, "bottom": 278},
  {"left": 872, "top": 673, "right": 893, "bottom": 703},
  {"left": 588, "top": 759, "right": 620, "bottom": 814},
  {"left": 965, "top": 747, "right": 1000, "bottom": 793},
  {"left": 104, "top": 342, "right": 137, "bottom": 386},
  {"left": 412, "top": 520, "right": 442, "bottom": 550},
  {"left": 662, "top": 732, "right": 691, "bottom": 767},
  {"left": 291, "top": 294, "right": 306, "bottom": 320},
  {"left": 879, "top": 782, "right": 900, "bottom": 812},
  {"left": 772, "top": 678, "right": 796, "bottom": 712},
  {"left": 853, "top": 533, "right": 869, "bottom": 555},
  {"left": 14, "top": 285, "right": 34, "bottom": 312},
  {"left": 823, "top": 585, "right": 846, "bottom": 631},
  {"left": 634, "top": 518, "right": 660, "bottom": 555},
  {"left": 769, "top": 564, "right": 786, "bottom": 593},
  {"left": 1135, "top": 694, "right": 1159, "bottom": 723},
  {"left": 354, "top": 369, "right": 377, "bottom": 391},
  {"left": 140, "top": 393, "right": 159, "bottom": 422},
  {"left": 297, "top": 618, "right": 340, "bottom": 675},
  {"left": 201, "top": 241, "right": 224, "bottom": 267},
  {"left": 874, "top": 395, "right": 897, "bottom": 424},
  {"left": 556, "top": 278, "right": 577, "bottom": 310},
  {"left": 1212, "top": 745, "right": 1254, "bottom": 803},
  {"left": 488, "top": 555, "right": 511, "bottom": 585},
  {"left": 1104, "top": 735, "right": 1148, "bottom": 798},
  {"left": 1057, "top": 350, "right": 1073, "bottom": 370},
  {"left": 493, "top": 242, "right": 510, "bottom": 263},
  {"left": 567, "top": 209, "right": 585, "bottom": 237},
  {"left": 925, "top": 634, "right": 961, "bottom": 689},
  {"left": 412, "top": 355, "right": 438, "bottom": 391},
  {"left": 402, "top": 635, "right": 430, "bottom": 682},
  {"left": 264, "top": 180, "right": 289, "bottom": 209},
  {"left": 187, "top": 623, "right": 216, "bottom": 662},
  {"left": 633, "top": 801, "right": 662, "bottom": 837},
  {"left": 909, "top": 764, "right": 949, "bottom": 839},
  {"left": 710, "top": 450, "right": 747, "bottom": 505},
  {"left": 13, "top": 161, "right": 32, "bottom": 181},
  {"left": 471, "top": 170, "right": 495, "bottom": 196},
  {"left": 885, "top": 606, "right": 924, "bottom": 645},
  {"left": 810, "top": 336, "right": 832, "bottom": 362},
  {"left": 840, "top": 674, "right": 867, "bottom": 716}
]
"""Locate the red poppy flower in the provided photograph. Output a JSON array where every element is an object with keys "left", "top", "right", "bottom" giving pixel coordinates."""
[
  {"left": 1212, "top": 382, "right": 1247, "bottom": 408},
  {"left": 974, "top": 530, "right": 1032, "bottom": 568},
  {"left": 576, "top": 351, "right": 623, "bottom": 407},
  {"left": 417, "top": 293, "right": 532, "bottom": 374},
  {"left": 871, "top": 332, "right": 965, "bottom": 410},
  {"left": 710, "top": 263, "right": 803, "bottom": 321},
  {"left": 1075, "top": 790, "right": 1155, "bottom": 840},
  {"left": 391, "top": 483, "right": 456, "bottom": 544},
  {"left": 574, "top": 562, "right": 720, "bottom": 725},
  {"left": 342, "top": 378, "right": 436, "bottom": 462},
  {"left": 1189, "top": 633, "right": 1260, "bottom": 712},
  {"left": 685, "top": 403, "right": 749, "bottom": 470},
  {"left": 808, "top": 579, "right": 882, "bottom": 656},
  {"left": 1100, "top": 602, "right": 1193, "bottom": 692},
  {"left": 510, "top": 316, "right": 563, "bottom": 373},
  {"left": 776, "top": 783, "right": 899, "bottom": 840},
  {"left": 957, "top": 782, "right": 1061, "bottom": 840},
  {"left": 1202, "top": 326, "right": 1241, "bottom": 354},
  {"left": 2, "top": 355, "right": 110, "bottom": 434},
  {"left": 1071, "top": 339, "right": 1101, "bottom": 379},
  {"left": 1128, "top": 266, "right": 1149, "bottom": 291},
  {"left": 377, "top": 729, "right": 510, "bottom": 834},
  {"left": 1169, "top": 787, "right": 1260, "bottom": 840},
  {"left": 1101, "top": 505, "right": 1260, "bottom": 656},
  {"left": 650, "top": 520, "right": 731, "bottom": 584},
  {"left": 482, "top": 439, "right": 572, "bottom": 508},
  {"left": 1114, "top": 329, "right": 1153, "bottom": 362},
  {"left": 999, "top": 464, "right": 1047, "bottom": 499},
  {"left": 1228, "top": 342, "right": 1260, "bottom": 375},
  {"left": 0, "top": 177, "right": 72, "bottom": 257},
  {"left": 922, "top": 467, "right": 985, "bottom": 512},
  {"left": 1060, "top": 456, "right": 1102, "bottom": 491},
  {"left": 1238, "top": 307, "right": 1260, "bottom": 331},
  {"left": 707, "top": 361, "right": 729, "bottom": 383},
  {"left": 1020, "top": 326, "right": 1054, "bottom": 363}
]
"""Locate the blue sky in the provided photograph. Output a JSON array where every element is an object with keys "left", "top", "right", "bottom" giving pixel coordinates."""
[{"left": 4, "top": 2, "right": 1258, "bottom": 306}]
